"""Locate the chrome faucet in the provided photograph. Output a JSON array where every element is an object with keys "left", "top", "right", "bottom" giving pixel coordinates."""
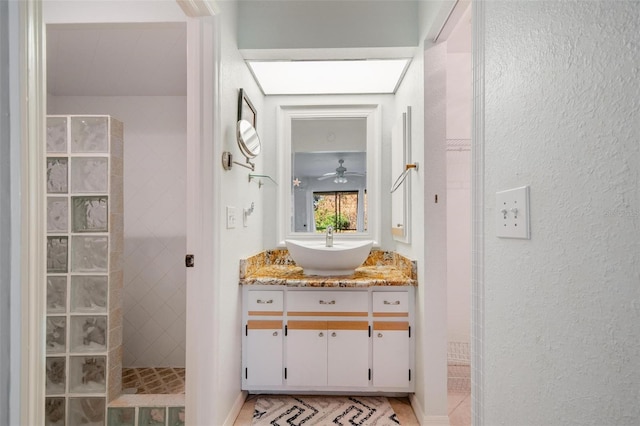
[{"left": 325, "top": 226, "right": 334, "bottom": 247}]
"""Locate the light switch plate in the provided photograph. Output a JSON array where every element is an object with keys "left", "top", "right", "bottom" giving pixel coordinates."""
[
  {"left": 226, "top": 206, "right": 236, "bottom": 229},
  {"left": 496, "top": 186, "right": 530, "bottom": 239}
]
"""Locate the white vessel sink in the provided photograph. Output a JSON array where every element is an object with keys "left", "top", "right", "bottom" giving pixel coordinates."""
[{"left": 285, "top": 239, "right": 373, "bottom": 276}]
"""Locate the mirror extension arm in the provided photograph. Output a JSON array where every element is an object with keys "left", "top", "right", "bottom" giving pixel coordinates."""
[{"left": 222, "top": 151, "right": 255, "bottom": 171}]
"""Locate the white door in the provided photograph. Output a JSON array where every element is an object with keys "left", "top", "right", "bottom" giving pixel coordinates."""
[
  {"left": 246, "top": 327, "right": 283, "bottom": 386},
  {"left": 373, "top": 327, "right": 409, "bottom": 388},
  {"left": 327, "top": 328, "right": 369, "bottom": 387},
  {"left": 286, "top": 327, "right": 327, "bottom": 387}
]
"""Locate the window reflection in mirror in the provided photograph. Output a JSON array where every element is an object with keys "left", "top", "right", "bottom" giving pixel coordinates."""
[
  {"left": 312, "top": 191, "right": 367, "bottom": 233},
  {"left": 291, "top": 118, "right": 367, "bottom": 233}
]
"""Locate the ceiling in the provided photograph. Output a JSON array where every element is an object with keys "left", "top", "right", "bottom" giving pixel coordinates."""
[
  {"left": 46, "top": 23, "right": 187, "bottom": 97},
  {"left": 44, "top": 8, "right": 468, "bottom": 98}
]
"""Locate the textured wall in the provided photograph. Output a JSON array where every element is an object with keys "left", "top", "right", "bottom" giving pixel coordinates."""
[{"left": 483, "top": 1, "right": 640, "bottom": 425}]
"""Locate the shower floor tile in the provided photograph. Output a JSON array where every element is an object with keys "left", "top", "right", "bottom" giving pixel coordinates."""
[{"left": 122, "top": 367, "right": 185, "bottom": 394}]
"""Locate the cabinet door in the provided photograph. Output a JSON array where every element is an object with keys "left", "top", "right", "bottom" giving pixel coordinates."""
[
  {"left": 286, "top": 321, "right": 327, "bottom": 387},
  {"left": 246, "top": 321, "right": 283, "bottom": 386},
  {"left": 327, "top": 327, "right": 369, "bottom": 387},
  {"left": 373, "top": 322, "right": 410, "bottom": 388}
]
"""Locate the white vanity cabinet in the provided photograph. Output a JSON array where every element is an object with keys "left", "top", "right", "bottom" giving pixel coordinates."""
[
  {"left": 326, "top": 325, "right": 370, "bottom": 387},
  {"left": 285, "top": 290, "right": 370, "bottom": 388},
  {"left": 286, "top": 321, "right": 370, "bottom": 388},
  {"left": 244, "top": 290, "right": 284, "bottom": 387},
  {"left": 246, "top": 321, "right": 283, "bottom": 386},
  {"left": 241, "top": 286, "right": 414, "bottom": 393},
  {"left": 372, "top": 323, "right": 410, "bottom": 388},
  {"left": 372, "top": 291, "right": 411, "bottom": 388},
  {"left": 285, "top": 322, "right": 327, "bottom": 386}
]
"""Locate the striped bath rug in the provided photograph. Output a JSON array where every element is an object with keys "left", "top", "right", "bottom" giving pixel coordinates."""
[{"left": 252, "top": 395, "right": 400, "bottom": 425}]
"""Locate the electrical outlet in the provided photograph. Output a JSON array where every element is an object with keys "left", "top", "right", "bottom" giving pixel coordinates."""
[
  {"left": 496, "top": 186, "right": 530, "bottom": 239},
  {"left": 226, "top": 206, "right": 236, "bottom": 229}
]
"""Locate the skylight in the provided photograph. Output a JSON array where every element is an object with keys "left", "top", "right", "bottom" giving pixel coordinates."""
[{"left": 247, "top": 59, "right": 411, "bottom": 95}]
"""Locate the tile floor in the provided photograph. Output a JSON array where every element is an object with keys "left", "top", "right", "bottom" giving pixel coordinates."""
[
  {"left": 120, "top": 366, "right": 470, "bottom": 425},
  {"left": 233, "top": 392, "right": 470, "bottom": 426},
  {"left": 121, "top": 367, "right": 185, "bottom": 394},
  {"left": 233, "top": 365, "right": 471, "bottom": 426},
  {"left": 447, "top": 364, "right": 471, "bottom": 426}
]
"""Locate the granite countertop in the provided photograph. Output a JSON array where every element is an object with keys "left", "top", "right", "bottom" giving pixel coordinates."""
[{"left": 239, "top": 249, "right": 417, "bottom": 287}]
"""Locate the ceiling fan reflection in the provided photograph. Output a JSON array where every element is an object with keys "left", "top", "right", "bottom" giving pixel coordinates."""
[{"left": 317, "top": 159, "right": 365, "bottom": 183}]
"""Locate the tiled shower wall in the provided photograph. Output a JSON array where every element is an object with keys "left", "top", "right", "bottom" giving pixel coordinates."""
[{"left": 49, "top": 97, "right": 187, "bottom": 368}]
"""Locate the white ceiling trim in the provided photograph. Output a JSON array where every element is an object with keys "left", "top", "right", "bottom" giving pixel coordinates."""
[{"left": 239, "top": 46, "right": 418, "bottom": 61}]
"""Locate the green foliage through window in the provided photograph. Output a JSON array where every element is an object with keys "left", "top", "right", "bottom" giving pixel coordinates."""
[{"left": 313, "top": 191, "right": 358, "bottom": 232}]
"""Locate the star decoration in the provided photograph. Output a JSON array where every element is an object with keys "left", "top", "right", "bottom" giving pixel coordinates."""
[{"left": 293, "top": 178, "right": 301, "bottom": 187}]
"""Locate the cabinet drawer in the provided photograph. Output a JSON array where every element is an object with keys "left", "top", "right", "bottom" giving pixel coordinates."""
[
  {"left": 287, "top": 291, "right": 368, "bottom": 316},
  {"left": 247, "top": 290, "right": 284, "bottom": 314},
  {"left": 372, "top": 291, "right": 409, "bottom": 316}
]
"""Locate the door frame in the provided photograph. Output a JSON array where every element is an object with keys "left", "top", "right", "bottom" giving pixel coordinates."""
[
  {"left": 18, "top": 0, "right": 221, "bottom": 424},
  {"left": 471, "top": 1, "right": 485, "bottom": 424},
  {"left": 183, "top": 7, "right": 222, "bottom": 425},
  {"left": 18, "top": 0, "right": 47, "bottom": 424},
  {"left": 20, "top": 0, "right": 487, "bottom": 425}
]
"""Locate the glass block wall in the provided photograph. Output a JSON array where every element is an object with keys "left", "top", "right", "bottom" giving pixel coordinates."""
[{"left": 46, "top": 116, "right": 124, "bottom": 426}]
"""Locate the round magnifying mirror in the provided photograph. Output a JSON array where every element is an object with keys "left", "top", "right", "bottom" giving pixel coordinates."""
[{"left": 236, "top": 120, "right": 261, "bottom": 159}]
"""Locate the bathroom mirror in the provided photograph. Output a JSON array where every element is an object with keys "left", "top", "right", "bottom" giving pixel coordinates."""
[
  {"left": 237, "top": 119, "right": 262, "bottom": 159},
  {"left": 391, "top": 107, "right": 412, "bottom": 243},
  {"left": 278, "top": 105, "right": 381, "bottom": 244}
]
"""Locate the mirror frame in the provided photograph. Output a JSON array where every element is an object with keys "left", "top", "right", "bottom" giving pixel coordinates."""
[
  {"left": 277, "top": 104, "right": 381, "bottom": 245},
  {"left": 391, "top": 106, "right": 412, "bottom": 243},
  {"left": 236, "top": 119, "right": 261, "bottom": 159}
]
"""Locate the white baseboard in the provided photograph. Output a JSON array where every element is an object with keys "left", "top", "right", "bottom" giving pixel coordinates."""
[
  {"left": 409, "top": 394, "right": 450, "bottom": 426},
  {"left": 223, "top": 390, "right": 248, "bottom": 426},
  {"left": 409, "top": 394, "right": 426, "bottom": 424}
]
